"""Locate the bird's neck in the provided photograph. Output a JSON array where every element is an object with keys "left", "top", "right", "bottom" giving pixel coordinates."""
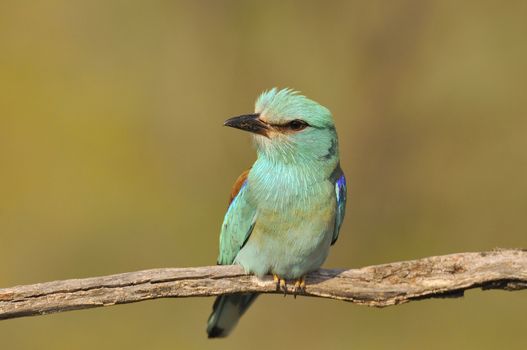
[
  {"left": 251, "top": 150, "right": 337, "bottom": 189},
  {"left": 247, "top": 155, "right": 337, "bottom": 210},
  {"left": 248, "top": 132, "right": 340, "bottom": 206}
]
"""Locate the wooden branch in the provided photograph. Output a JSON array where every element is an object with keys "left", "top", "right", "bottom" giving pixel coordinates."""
[{"left": 1, "top": 249, "right": 526, "bottom": 321}]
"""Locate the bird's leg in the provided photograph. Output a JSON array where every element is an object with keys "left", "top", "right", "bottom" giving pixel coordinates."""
[
  {"left": 279, "top": 278, "right": 287, "bottom": 296},
  {"left": 273, "top": 274, "right": 288, "bottom": 295},
  {"left": 292, "top": 276, "right": 306, "bottom": 298},
  {"left": 273, "top": 274, "right": 280, "bottom": 291}
]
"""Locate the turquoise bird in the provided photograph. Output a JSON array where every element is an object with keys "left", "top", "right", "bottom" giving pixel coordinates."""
[{"left": 207, "top": 88, "right": 347, "bottom": 338}]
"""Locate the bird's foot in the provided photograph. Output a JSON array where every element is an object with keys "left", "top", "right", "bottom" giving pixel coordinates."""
[
  {"left": 292, "top": 276, "right": 306, "bottom": 298},
  {"left": 273, "top": 274, "right": 288, "bottom": 296}
]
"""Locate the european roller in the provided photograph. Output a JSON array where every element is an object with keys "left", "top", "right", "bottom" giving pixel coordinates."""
[{"left": 207, "top": 88, "right": 347, "bottom": 338}]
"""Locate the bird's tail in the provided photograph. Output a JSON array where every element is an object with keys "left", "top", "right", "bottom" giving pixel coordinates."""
[{"left": 206, "top": 293, "right": 258, "bottom": 338}]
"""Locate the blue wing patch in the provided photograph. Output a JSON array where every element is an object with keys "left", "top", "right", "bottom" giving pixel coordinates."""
[{"left": 332, "top": 171, "right": 347, "bottom": 245}]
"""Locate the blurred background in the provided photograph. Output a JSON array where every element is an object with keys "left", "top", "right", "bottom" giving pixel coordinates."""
[{"left": 1, "top": 0, "right": 526, "bottom": 349}]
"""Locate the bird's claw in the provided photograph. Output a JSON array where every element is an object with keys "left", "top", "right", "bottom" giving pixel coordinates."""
[
  {"left": 292, "top": 277, "right": 306, "bottom": 298},
  {"left": 280, "top": 278, "right": 287, "bottom": 296},
  {"left": 273, "top": 275, "right": 306, "bottom": 297},
  {"left": 273, "top": 274, "right": 288, "bottom": 296}
]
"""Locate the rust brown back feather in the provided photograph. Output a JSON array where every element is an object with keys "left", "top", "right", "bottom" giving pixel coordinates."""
[{"left": 229, "top": 169, "right": 251, "bottom": 204}]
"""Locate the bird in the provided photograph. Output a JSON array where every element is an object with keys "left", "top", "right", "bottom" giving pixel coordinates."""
[{"left": 207, "top": 88, "right": 347, "bottom": 338}]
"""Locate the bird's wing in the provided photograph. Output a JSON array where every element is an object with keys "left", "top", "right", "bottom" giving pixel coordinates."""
[
  {"left": 331, "top": 166, "right": 347, "bottom": 245},
  {"left": 217, "top": 169, "right": 257, "bottom": 265}
]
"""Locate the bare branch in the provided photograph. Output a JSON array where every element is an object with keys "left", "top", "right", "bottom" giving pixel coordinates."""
[{"left": 1, "top": 249, "right": 526, "bottom": 321}]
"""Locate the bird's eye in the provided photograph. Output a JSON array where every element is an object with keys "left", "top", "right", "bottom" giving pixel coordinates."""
[{"left": 287, "top": 119, "right": 309, "bottom": 131}]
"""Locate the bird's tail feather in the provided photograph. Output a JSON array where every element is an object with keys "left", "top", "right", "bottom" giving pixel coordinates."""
[{"left": 206, "top": 293, "right": 258, "bottom": 338}]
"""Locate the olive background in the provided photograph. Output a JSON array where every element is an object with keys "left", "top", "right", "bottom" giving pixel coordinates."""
[{"left": 1, "top": 1, "right": 526, "bottom": 349}]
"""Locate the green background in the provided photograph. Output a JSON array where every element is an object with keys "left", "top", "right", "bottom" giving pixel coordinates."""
[{"left": 1, "top": 1, "right": 526, "bottom": 349}]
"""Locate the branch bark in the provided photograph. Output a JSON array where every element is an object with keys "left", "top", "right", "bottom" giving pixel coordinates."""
[{"left": 1, "top": 249, "right": 526, "bottom": 321}]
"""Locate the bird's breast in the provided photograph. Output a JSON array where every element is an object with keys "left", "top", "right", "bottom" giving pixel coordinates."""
[
  {"left": 235, "top": 162, "right": 338, "bottom": 278},
  {"left": 246, "top": 163, "right": 336, "bottom": 236},
  {"left": 236, "top": 173, "right": 336, "bottom": 278}
]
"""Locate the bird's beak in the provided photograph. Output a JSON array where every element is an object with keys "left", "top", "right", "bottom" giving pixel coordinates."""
[{"left": 224, "top": 113, "right": 270, "bottom": 137}]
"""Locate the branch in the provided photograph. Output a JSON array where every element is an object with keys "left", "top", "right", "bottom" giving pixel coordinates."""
[{"left": 1, "top": 249, "right": 526, "bottom": 321}]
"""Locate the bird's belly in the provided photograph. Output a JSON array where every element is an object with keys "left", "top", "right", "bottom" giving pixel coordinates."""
[{"left": 234, "top": 199, "right": 335, "bottom": 279}]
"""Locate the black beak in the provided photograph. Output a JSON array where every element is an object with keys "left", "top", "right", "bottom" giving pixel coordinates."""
[{"left": 224, "top": 113, "right": 269, "bottom": 137}]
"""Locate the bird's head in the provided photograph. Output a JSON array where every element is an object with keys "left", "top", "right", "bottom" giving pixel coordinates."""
[{"left": 224, "top": 88, "right": 339, "bottom": 165}]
